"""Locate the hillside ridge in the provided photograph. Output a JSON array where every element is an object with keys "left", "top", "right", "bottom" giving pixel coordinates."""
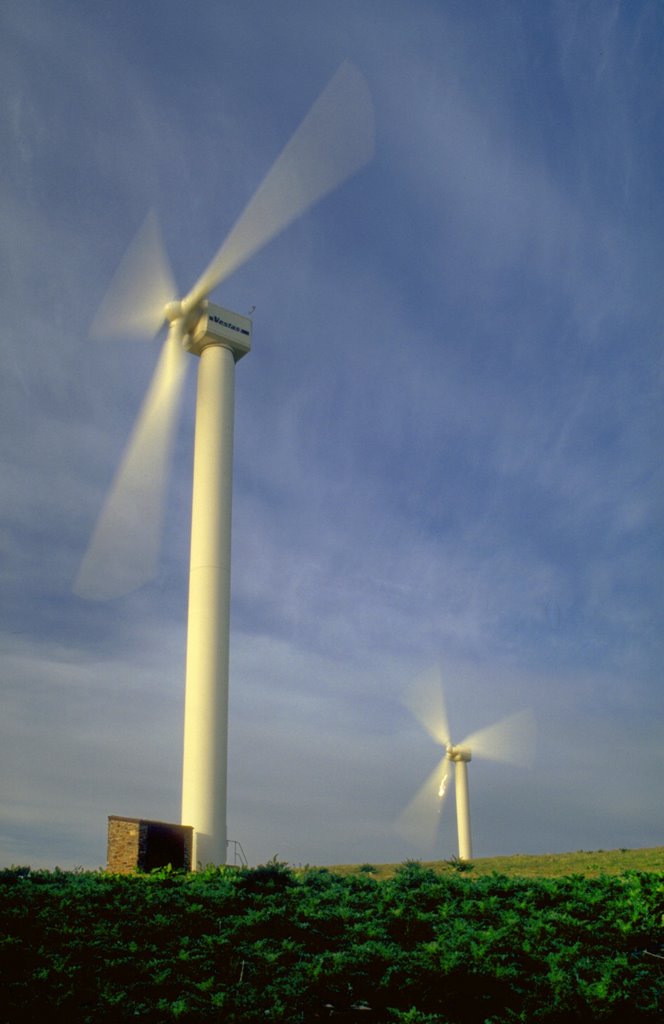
[{"left": 325, "top": 845, "right": 664, "bottom": 880}]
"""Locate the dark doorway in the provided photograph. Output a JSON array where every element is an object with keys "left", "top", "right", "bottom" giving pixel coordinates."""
[{"left": 144, "top": 821, "right": 189, "bottom": 871}]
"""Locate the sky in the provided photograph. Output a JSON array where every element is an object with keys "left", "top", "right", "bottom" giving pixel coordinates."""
[{"left": 1, "top": 0, "right": 662, "bottom": 870}]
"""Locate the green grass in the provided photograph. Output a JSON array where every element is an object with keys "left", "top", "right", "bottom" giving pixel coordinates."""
[{"left": 324, "top": 845, "right": 664, "bottom": 881}]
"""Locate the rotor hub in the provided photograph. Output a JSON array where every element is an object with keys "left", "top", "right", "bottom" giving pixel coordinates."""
[{"left": 164, "top": 300, "right": 184, "bottom": 322}]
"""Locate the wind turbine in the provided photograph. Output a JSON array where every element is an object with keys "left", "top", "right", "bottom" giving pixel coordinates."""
[
  {"left": 74, "top": 62, "right": 375, "bottom": 868},
  {"left": 397, "top": 670, "right": 535, "bottom": 860}
]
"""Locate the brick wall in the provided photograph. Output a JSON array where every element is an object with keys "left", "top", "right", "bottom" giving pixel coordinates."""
[{"left": 107, "top": 816, "right": 141, "bottom": 873}]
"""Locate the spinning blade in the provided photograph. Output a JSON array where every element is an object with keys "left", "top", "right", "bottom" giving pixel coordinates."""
[
  {"left": 395, "top": 752, "right": 450, "bottom": 850},
  {"left": 460, "top": 709, "right": 536, "bottom": 767},
  {"left": 74, "top": 331, "right": 187, "bottom": 599},
  {"left": 396, "top": 667, "right": 453, "bottom": 849},
  {"left": 90, "top": 211, "right": 177, "bottom": 341},
  {"left": 183, "top": 61, "right": 374, "bottom": 312},
  {"left": 404, "top": 666, "right": 451, "bottom": 748}
]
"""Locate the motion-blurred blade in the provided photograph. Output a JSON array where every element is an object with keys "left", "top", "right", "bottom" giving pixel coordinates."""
[
  {"left": 74, "top": 333, "right": 187, "bottom": 600},
  {"left": 91, "top": 211, "right": 176, "bottom": 340},
  {"left": 460, "top": 709, "right": 536, "bottom": 767},
  {"left": 395, "top": 754, "right": 450, "bottom": 851},
  {"left": 404, "top": 666, "right": 451, "bottom": 748},
  {"left": 183, "top": 61, "right": 374, "bottom": 311}
]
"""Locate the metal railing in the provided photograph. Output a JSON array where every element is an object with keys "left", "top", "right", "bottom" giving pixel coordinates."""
[{"left": 226, "top": 839, "right": 248, "bottom": 867}]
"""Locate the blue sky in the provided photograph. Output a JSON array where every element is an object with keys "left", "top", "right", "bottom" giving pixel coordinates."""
[{"left": 1, "top": 0, "right": 662, "bottom": 869}]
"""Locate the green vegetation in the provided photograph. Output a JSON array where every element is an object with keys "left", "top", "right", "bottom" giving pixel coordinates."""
[{"left": 1, "top": 852, "right": 663, "bottom": 1022}]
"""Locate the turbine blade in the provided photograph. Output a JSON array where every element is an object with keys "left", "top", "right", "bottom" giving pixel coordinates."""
[
  {"left": 404, "top": 666, "right": 451, "bottom": 748},
  {"left": 91, "top": 211, "right": 176, "bottom": 340},
  {"left": 460, "top": 709, "right": 536, "bottom": 767},
  {"left": 395, "top": 754, "right": 450, "bottom": 852},
  {"left": 183, "top": 60, "right": 374, "bottom": 311},
  {"left": 74, "top": 333, "right": 187, "bottom": 599}
]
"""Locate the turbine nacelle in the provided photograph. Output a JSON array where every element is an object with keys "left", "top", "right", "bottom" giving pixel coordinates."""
[
  {"left": 185, "top": 303, "right": 252, "bottom": 359},
  {"left": 447, "top": 745, "right": 471, "bottom": 763}
]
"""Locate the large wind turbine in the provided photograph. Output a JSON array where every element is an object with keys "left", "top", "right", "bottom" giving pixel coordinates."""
[
  {"left": 397, "top": 670, "right": 535, "bottom": 860},
  {"left": 75, "top": 62, "right": 374, "bottom": 868}
]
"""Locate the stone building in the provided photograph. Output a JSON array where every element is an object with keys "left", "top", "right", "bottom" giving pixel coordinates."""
[{"left": 107, "top": 816, "right": 193, "bottom": 873}]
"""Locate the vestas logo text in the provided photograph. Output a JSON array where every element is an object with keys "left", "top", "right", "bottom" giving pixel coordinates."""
[{"left": 210, "top": 314, "right": 250, "bottom": 337}]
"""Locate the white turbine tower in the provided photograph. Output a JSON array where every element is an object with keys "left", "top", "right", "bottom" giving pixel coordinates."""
[
  {"left": 397, "top": 670, "right": 535, "bottom": 861},
  {"left": 74, "top": 62, "right": 374, "bottom": 868}
]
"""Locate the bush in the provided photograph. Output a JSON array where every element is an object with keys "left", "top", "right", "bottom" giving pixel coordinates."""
[{"left": 1, "top": 865, "right": 662, "bottom": 1022}]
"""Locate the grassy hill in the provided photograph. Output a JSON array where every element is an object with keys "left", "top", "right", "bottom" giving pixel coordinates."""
[{"left": 327, "top": 845, "right": 664, "bottom": 880}]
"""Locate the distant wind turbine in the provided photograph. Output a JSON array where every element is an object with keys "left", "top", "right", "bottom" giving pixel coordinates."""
[
  {"left": 75, "top": 62, "right": 374, "bottom": 867},
  {"left": 397, "top": 669, "right": 536, "bottom": 860}
]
